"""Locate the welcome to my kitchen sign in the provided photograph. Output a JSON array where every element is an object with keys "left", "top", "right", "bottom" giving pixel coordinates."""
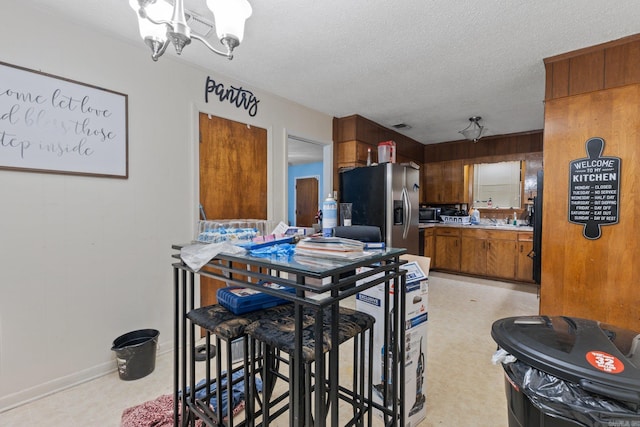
[
  {"left": 0, "top": 61, "right": 128, "bottom": 178},
  {"left": 568, "top": 137, "right": 620, "bottom": 240}
]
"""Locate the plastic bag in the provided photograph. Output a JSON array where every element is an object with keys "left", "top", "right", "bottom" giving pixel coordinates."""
[
  {"left": 180, "top": 242, "right": 246, "bottom": 271},
  {"left": 249, "top": 243, "right": 295, "bottom": 259},
  {"left": 503, "top": 360, "right": 640, "bottom": 426},
  {"left": 492, "top": 348, "right": 516, "bottom": 365}
]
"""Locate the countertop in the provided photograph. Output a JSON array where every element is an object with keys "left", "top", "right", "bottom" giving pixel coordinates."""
[{"left": 419, "top": 222, "right": 533, "bottom": 232}]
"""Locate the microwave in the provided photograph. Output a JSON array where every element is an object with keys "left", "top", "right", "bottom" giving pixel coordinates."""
[{"left": 419, "top": 207, "right": 441, "bottom": 223}]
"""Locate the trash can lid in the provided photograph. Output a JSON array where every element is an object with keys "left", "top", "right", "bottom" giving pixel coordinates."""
[{"left": 492, "top": 316, "right": 640, "bottom": 405}]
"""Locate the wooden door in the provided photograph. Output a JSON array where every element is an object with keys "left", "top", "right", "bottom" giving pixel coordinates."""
[
  {"left": 422, "top": 228, "right": 435, "bottom": 259},
  {"left": 443, "top": 160, "right": 464, "bottom": 203},
  {"left": 486, "top": 239, "right": 517, "bottom": 280},
  {"left": 199, "top": 113, "right": 267, "bottom": 308},
  {"left": 434, "top": 233, "right": 460, "bottom": 271},
  {"left": 295, "top": 177, "right": 318, "bottom": 227},
  {"left": 460, "top": 237, "right": 486, "bottom": 275},
  {"left": 424, "top": 162, "right": 443, "bottom": 204},
  {"left": 516, "top": 234, "right": 534, "bottom": 282}
]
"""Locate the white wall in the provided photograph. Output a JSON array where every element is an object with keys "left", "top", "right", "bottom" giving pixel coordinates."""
[{"left": 0, "top": 2, "right": 333, "bottom": 411}]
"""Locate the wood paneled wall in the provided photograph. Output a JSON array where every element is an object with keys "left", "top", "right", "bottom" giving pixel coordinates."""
[
  {"left": 334, "top": 114, "right": 425, "bottom": 161},
  {"left": 544, "top": 33, "right": 640, "bottom": 101},
  {"left": 332, "top": 114, "right": 425, "bottom": 191},
  {"left": 423, "top": 131, "right": 543, "bottom": 163},
  {"left": 541, "top": 34, "right": 640, "bottom": 332}
]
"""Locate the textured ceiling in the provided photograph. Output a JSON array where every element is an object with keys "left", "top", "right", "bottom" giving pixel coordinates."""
[{"left": 22, "top": 0, "right": 640, "bottom": 146}]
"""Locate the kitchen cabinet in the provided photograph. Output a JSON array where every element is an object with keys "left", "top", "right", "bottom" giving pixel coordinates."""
[
  {"left": 434, "top": 227, "right": 461, "bottom": 271},
  {"left": 424, "top": 160, "right": 465, "bottom": 204},
  {"left": 336, "top": 140, "right": 374, "bottom": 169},
  {"left": 486, "top": 236, "right": 517, "bottom": 279},
  {"left": 422, "top": 227, "right": 435, "bottom": 260},
  {"left": 431, "top": 225, "right": 532, "bottom": 283},
  {"left": 460, "top": 229, "right": 517, "bottom": 280},
  {"left": 516, "top": 232, "right": 534, "bottom": 282},
  {"left": 460, "top": 232, "right": 486, "bottom": 275},
  {"left": 334, "top": 115, "right": 424, "bottom": 172}
]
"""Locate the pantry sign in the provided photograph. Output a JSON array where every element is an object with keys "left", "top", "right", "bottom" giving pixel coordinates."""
[{"left": 568, "top": 137, "right": 620, "bottom": 240}]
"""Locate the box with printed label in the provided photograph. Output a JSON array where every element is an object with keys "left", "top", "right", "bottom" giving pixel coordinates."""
[{"left": 355, "top": 256, "right": 430, "bottom": 426}]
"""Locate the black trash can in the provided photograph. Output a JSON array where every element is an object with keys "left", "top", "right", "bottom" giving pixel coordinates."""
[
  {"left": 491, "top": 316, "right": 640, "bottom": 427},
  {"left": 111, "top": 329, "right": 159, "bottom": 381}
]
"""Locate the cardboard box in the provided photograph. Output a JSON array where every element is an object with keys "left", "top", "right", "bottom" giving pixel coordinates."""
[{"left": 355, "top": 255, "right": 430, "bottom": 426}]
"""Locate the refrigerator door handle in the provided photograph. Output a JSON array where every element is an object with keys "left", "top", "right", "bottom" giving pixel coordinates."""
[{"left": 402, "top": 186, "right": 411, "bottom": 239}]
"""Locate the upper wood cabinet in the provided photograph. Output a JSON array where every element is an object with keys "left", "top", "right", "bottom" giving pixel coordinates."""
[
  {"left": 337, "top": 140, "right": 373, "bottom": 169},
  {"left": 423, "top": 160, "right": 465, "bottom": 204},
  {"left": 334, "top": 115, "right": 424, "bottom": 169}
]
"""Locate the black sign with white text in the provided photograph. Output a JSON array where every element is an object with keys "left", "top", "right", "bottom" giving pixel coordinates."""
[{"left": 568, "top": 137, "right": 620, "bottom": 240}]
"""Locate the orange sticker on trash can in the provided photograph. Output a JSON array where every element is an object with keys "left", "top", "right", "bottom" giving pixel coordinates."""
[{"left": 586, "top": 351, "right": 625, "bottom": 374}]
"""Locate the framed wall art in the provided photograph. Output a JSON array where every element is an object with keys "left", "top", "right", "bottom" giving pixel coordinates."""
[{"left": 0, "top": 61, "right": 128, "bottom": 178}]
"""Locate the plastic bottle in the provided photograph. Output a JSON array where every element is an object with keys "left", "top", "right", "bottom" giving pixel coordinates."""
[
  {"left": 366, "top": 148, "right": 372, "bottom": 166},
  {"left": 513, "top": 212, "right": 517, "bottom": 226},
  {"left": 487, "top": 197, "right": 493, "bottom": 208},
  {"left": 470, "top": 207, "right": 480, "bottom": 225},
  {"left": 322, "top": 194, "right": 337, "bottom": 237}
]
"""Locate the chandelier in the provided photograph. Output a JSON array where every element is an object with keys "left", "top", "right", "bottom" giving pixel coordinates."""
[
  {"left": 459, "top": 116, "right": 485, "bottom": 142},
  {"left": 129, "top": 0, "right": 252, "bottom": 61}
]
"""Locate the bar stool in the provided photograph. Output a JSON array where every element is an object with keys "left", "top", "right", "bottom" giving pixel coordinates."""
[
  {"left": 184, "top": 303, "right": 292, "bottom": 426},
  {"left": 245, "top": 305, "right": 375, "bottom": 426}
]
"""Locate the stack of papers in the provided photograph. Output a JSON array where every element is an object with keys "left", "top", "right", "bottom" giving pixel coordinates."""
[{"left": 294, "top": 237, "right": 366, "bottom": 259}]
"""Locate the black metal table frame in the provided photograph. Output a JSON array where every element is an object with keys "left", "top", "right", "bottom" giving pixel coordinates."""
[{"left": 171, "top": 245, "right": 408, "bottom": 427}]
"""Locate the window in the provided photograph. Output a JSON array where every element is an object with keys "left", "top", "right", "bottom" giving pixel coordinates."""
[{"left": 473, "top": 161, "right": 522, "bottom": 208}]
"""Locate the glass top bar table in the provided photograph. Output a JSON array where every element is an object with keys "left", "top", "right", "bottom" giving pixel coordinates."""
[{"left": 171, "top": 243, "right": 408, "bottom": 426}]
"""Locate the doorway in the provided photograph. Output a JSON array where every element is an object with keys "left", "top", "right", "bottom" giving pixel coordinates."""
[
  {"left": 287, "top": 135, "right": 329, "bottom": 226},
  {"left": 295, "top": 176, "right": 319, "bottom": 227},
  {"left": 198, "top": 113, "right": 267, "bottom": 307}
]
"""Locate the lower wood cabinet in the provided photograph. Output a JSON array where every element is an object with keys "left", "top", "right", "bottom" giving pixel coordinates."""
[
  {"left": 422, "top": 227, "right": 435, "bottom": 260},
  {"left": 516, "top": 232, "right": 534, "bottom": 282},
  {"left": 460, "top": 233, "right": 486, "bottom": 275},
  {"left": 434, "top": 228, "right": 461, "bottom": 271},
  {"left": 432, "top": 226, "right": 533, "bottom": 283},
  {"left": 460, "top": 229, "right": 517, "bottom": 280}
]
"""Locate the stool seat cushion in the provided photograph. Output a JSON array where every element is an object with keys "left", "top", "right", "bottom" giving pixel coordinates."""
[
  {"left": 187, "top": 303, "right": 293, "bottom": 340},
  {"left": 244, "top": 306, "right": 375, "bottom": 362}
]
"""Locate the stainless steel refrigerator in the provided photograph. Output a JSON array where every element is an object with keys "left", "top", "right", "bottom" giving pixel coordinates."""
[{"left": 339, "top": 163, "right": 420, "bottom": 254}]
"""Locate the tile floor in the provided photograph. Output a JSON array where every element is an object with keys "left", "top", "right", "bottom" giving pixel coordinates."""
[{"left": 0, "top": 272, "right": 539, "bottom": 426}]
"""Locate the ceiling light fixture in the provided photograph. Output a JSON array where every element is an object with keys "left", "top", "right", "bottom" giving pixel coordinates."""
[
  {"left": 129, "top": 0, "right": 252, "bottom": 61},
  {"left": 459, "top": 116, "right": 485, "bottom": 142}
]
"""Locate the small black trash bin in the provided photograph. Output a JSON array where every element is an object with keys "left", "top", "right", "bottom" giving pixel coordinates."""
[
  {"left": 492, "top": 316, "right": 640, "bottom": 427},
  {"left": 111, "top": 329, "right": 159, "bottom": 381}
]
